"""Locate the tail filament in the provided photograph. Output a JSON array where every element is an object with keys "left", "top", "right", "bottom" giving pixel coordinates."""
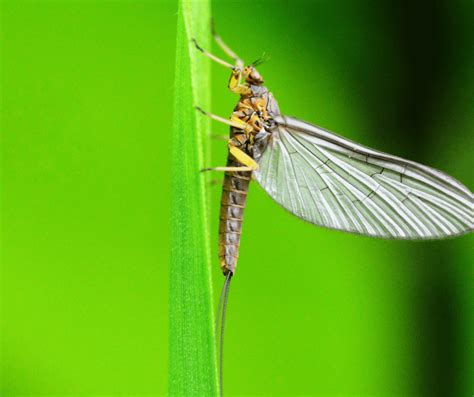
[{"left": 216, "top": 272, "right": 233, "bottom": 397}]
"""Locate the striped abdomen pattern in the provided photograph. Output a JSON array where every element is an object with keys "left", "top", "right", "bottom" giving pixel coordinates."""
[{"left": 218, "top": 156, "right": 251, "bottom": 274}]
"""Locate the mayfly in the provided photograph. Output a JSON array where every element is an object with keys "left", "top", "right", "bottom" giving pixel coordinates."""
[{"left": 193, "top": 26, "right": 473, "bottom": 396}]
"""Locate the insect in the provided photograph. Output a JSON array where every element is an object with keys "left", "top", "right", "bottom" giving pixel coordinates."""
[{"left": 193, "top": 26, "right": 473, "bottom": 396}]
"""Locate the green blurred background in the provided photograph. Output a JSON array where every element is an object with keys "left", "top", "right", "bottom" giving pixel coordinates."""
[{"left": 1, "top": 0, "right": 472, "bottom": 396}]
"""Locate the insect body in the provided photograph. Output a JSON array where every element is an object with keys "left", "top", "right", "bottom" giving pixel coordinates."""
[
  {"left": 193, "top": 29, "right": 473, "bottom": 396},
  {"left": 216, "top": 68, "right": 280, "bottom": 275},
  {"left": 197, "top": 38, "right": 473, "bottom": 274}
]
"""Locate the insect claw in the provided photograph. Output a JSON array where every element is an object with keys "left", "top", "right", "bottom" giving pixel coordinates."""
[
  {"left": 195, "top": 106, "right": 207, "bottom": 115},
  {"left": 191, "top": 38, "right": 204, "bottom": 52}
]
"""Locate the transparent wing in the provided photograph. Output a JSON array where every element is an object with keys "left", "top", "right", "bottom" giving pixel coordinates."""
[{"left": 254, "top": 116, "right": 473, "bottom": 239}]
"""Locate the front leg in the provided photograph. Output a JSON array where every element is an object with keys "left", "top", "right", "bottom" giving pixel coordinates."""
[
  {"left": 192, "top": 39, "right": 249, "bottom": 96},
  {"left": 211, "top": 19, "right": 244, "bottom": 69},
  {"left": 228, "top": 68, "right": 251, "bottom": 96},
  {"left": 192, "top": 39, "right": 235, "bottom": 69}
]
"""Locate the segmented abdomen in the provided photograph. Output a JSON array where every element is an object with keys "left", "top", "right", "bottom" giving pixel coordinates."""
[{"left": 218, "top": 156, "right": 251, "bottom": 274}]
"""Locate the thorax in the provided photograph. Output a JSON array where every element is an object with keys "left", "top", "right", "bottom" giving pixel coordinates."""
[{"left": 231, "top": 84, "right": 280, "bottom": 158}]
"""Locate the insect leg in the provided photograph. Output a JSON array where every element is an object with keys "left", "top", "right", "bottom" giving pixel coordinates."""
[
  {"left": 211, "top": 19, "right": 244, "bottom": 68},
  {"left": 228, "top": 145, "right": 259, "bottom": 170},
  {"left": 192, "top": 38, "right": 249, "bottom": 95},
  {"left": 210, "top": 134, "right": 229, "bottom": 141},
  {"left": 192, "top": 39, "right": 235, "bottom": 69},
  {"left": 201, "top": 166, "right": 254, "bottom": 173},
  {"left": 201, "top": 136, "right": 258, "bottom": 172},
  {"left": 195, "top": 106, "right": 252, "bottom": 133},
  {"left": 228, "top": 69, "right": 251, "bottom": 96}
]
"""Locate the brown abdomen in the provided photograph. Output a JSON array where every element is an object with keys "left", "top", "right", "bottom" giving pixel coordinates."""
[{"left": 218, "top": 156, "right": 251, "bottom": 274}]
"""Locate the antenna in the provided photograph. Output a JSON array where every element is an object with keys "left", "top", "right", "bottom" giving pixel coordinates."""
[
  {"left": 251, "top": 52, "right": 271, "bottom": 67},
  {"left": 216, "top": 271, "right": 233, "bottom": 397}
]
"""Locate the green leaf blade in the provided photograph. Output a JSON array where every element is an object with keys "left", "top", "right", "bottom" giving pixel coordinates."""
[{"left": 169, "top": 0, "right": 217, "bottom": 395}]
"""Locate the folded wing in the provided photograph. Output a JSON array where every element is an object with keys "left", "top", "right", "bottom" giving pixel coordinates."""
[{"left": 253, "top": 116, "right": 473, "bottom": 239}]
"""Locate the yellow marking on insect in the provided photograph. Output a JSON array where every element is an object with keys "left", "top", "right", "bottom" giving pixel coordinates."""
[
  {"left": 228, "top": 146, "right": 259, "bottom": 170},
  {"left": 228, "top": 68, "right": 252, "bottom": 96},
  {"left": 230, "top": 115, "right": 253, "bottom": 134},
  {"left": 247, "top": 113, "right": 263, "bottom": 133},
  {"left": 252, "top": 97, "right": 269, "bottom": 120}
]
